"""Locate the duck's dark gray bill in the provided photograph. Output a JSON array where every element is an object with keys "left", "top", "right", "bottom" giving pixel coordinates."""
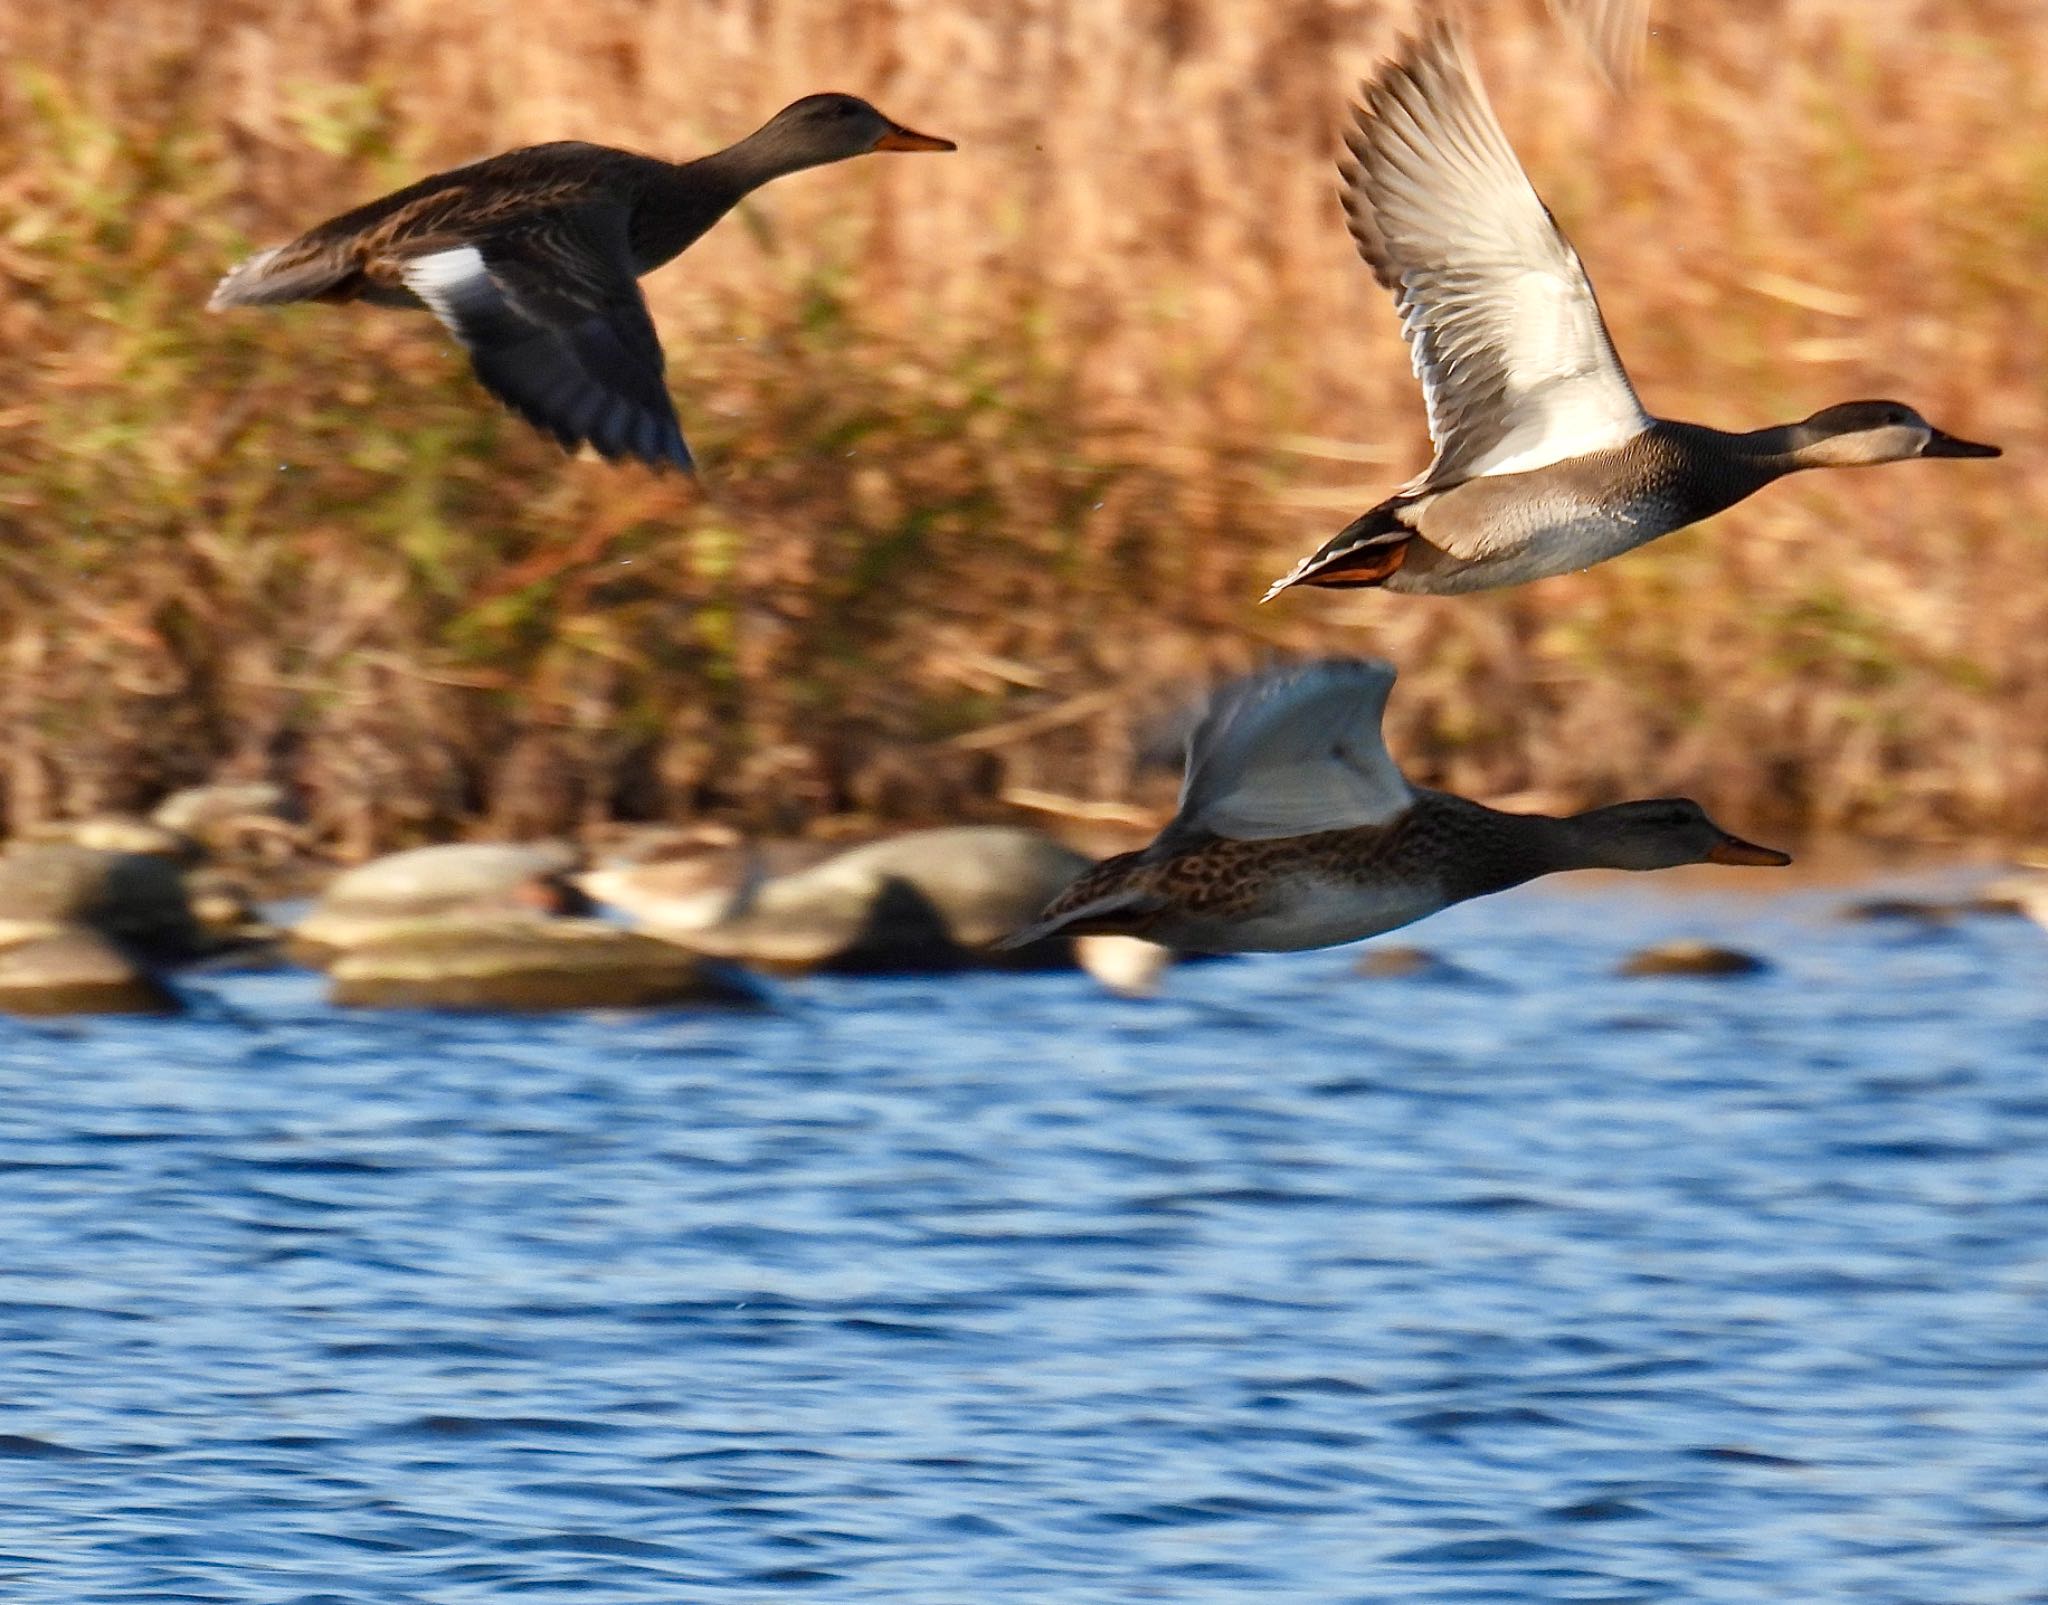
[
  {"left": 874, "top": 125, "right": 956, "bottom": 152},
  {"left": 1706, "top": 834, "right": 1792, "bottom": 868},
  {"left": 1922, "top": 430, "right": 2001, "bottom": 459}
]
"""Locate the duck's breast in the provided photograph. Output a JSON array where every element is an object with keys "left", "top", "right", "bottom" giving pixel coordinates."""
[
  {"left": 1159, "top": 871, "right": 1447, "bottom": 954},
  {"left": 1395, "top": 476, "right": 1688, "bottom": 594}
]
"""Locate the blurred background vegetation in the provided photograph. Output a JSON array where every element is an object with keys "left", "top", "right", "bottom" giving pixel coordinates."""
[{"left": 0, "top": 0, "right": 2041, "bottom": 853}]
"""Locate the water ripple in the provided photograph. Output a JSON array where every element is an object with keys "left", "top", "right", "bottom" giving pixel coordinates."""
[{"left": 0, "top": 879, "right": 2043, "bottom": 1601}]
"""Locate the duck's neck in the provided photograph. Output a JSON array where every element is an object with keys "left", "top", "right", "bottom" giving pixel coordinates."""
[
  {"left": 1413, "top": 794, "right": 1585, "bottom": 900},
  {"left": 1619, "top": 419, "right": 1806, "bottom": 523},
  {"left": 690, "top": 112, "right": 865, "bottom": 195},
  {"left": 633, "top": 127, "right": 826, "bottom": 269},
  {"left": 1545, "top": 808, "right": 1647, "bottom": 874},
  {"left": 1692, "top": 418, "right": 1822, "bottom": 477}
]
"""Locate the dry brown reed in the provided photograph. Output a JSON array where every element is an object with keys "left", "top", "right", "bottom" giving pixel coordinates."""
[{"left": 1, "top": 0, "right": 2042, "bottom": 852}]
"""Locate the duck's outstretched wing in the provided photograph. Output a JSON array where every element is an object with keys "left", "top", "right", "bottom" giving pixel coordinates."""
[
  {"left": 1170, "top": 659, "right": 1411, "bottom": 842},
  {"left": 1342, "top": 17, "right": 1647, "bottom": 490},
  {"left": 401, "top": 207, "right": 692, "bottom": 472},
  {"left": 1547, "top": 0, "right": 1650, "bottom": 89}
]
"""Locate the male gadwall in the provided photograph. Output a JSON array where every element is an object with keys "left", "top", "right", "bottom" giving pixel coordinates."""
[
  {"left": 1002, "top": 658, "right": 1788, "bottom": 955},
  {"left": 1264, "top": 20, "right": 1997, "bottom": 600},
  {"left": 209, "top": 94, "right": 954, "bottom": 471}
]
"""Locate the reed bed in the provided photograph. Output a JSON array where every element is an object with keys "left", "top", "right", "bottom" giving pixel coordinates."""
[{"left": 1, "top": 0, "right": 2042, "bottom": 852}]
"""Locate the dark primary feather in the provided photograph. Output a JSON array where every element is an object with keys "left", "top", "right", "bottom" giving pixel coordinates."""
[{"left": 409, "top": 209, "right": 693, "bottom": 471}]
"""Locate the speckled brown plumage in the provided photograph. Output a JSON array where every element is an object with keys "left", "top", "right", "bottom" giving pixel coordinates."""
[
  {"left": 250, "top": 147, "right": 680, "bottom": 303},
  {"left": 1002, "top": 657, "right": 1791, "bottom": 957},
  {"left": 1034, "top": 792, "right": 1554, "bottom": 944}
]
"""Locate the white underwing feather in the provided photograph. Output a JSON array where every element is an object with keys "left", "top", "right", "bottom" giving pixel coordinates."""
[
  {"left": 1344, "top": 21, "right": 1650, "bottom": 490},
  {"left": 401, "top": 246, "right": 494, "bottom": 325}
]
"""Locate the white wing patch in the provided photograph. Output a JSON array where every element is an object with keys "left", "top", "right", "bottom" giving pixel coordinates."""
[
  {"left": 1175, "top": 659, "right": 1413, "bottom": 842},
  {"left": 394, "top": 228, "right": 696, "bottom": 472},
  {"left": 1456, "top": 269, "right": 1649, "bottom": 478},
  {"left": 401, "top": 246, "right": 494, "bottom": 324}
]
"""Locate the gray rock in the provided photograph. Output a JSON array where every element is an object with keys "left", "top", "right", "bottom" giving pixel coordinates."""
[
  {"left": 295, "top": 841, "right": 587, "bottom": 956},
  {"left": 1617, "top": 941, "right": 1770, "bottom": 978},
  {"left": 328, "top": 918, "right": 762, "bottom": 1011},
  {"left": 151, "top": 782, "right": 298, "bottom": 854},
  {"left": 0, "top": 930, "right": 180, "bottom": 1016},
  {"left": 581, "top": 839, "right": 831, "bottom": 936},
  {"left": 322, "top": 840, "right": 582, "bottom": 905},
  {"left": 1355, "top": 944, "right": 1456, "bottom": 980},
  {"left": 20, "top": 815, "right": 197, "bottom": 861},
  {"left": 1975, "top": 870, "right": 2048, "bottom": 921},
  {"left": 1841, "top": 888, "right": 2036, "bottom": 924},
  {"left": 686, "top": 827, "right": 1097, "bottom": 973},
  {"left": 1840, "top": 897, "right": 1964, "bottom": 925},
  {"left": 0, "top": 845, "right": 207, "bottom": 961},
  {"left": 1966, "top": 893, "right": 2029, "bottom": 918},
  {"left": 152, "top": 780, "right": 292, "bottom": 831}
]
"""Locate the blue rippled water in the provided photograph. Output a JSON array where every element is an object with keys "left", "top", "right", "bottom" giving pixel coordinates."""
[{"left": 2, "top": 876, "right": 2045, "bottom": 1602}]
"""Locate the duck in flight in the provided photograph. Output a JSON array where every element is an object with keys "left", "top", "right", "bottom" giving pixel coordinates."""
[
  {"left": 1001, "top": 658, "right": 1788, "bottom": 956},
  {"left": 1264, "top": 19, "right": 1997, "bottom": 601},
  {"left": 1548, "top": 0, "right": 1651, "bottom": 88},
  {"left": 208, "top": 94, "right": 955, "bottom": 472}
]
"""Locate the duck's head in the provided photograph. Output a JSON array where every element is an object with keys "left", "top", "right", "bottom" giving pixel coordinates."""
[
  {"left": 1569, "top": 799, "right": 1792, "bottom": 873},
  {"left": 751, "top": 93, "right": 955, "bottom": 170},
  {"left": 1792, "top": 400, "right": 2000, "bottom": 467}
]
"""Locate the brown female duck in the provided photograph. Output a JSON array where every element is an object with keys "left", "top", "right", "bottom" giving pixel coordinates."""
[
  {"left": 1263, "top": 20, "right": 1997, "bottom": 601},
  {"left": 209, "top": 94, "right": 954, "bottom": 471},
  {"left": 1002, "top": 659, "right": 1788, "bottom": 956}
]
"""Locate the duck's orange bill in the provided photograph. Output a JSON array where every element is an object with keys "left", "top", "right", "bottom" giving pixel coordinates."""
[
  {"left": 875, "top": 125, "right": 956, "bottom": 152},
  {"left": 1707, "top": 834, "right": 1792, "bottom": 867}
]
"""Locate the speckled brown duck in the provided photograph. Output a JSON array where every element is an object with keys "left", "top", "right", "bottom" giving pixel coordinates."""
[
  {"left": 208, "top": 94, "right": 954, "bottom": 471},
  {"left": 1001, "top": 659, "right": 1789, "bottom": 956},
  {"left": 1263, "top": 18, "right": 1997, "bottom": 601}
]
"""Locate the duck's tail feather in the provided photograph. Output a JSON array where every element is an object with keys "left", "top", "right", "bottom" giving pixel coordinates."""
[
  {"left": 1261, "top": 503, "right": 1413, "bottom": 601},
  {"left": 994, "top": 889, "right": 1168, "bottom": 951},
  {"left": 207, "top": 244, "right": 352, "bottom": 311}
]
